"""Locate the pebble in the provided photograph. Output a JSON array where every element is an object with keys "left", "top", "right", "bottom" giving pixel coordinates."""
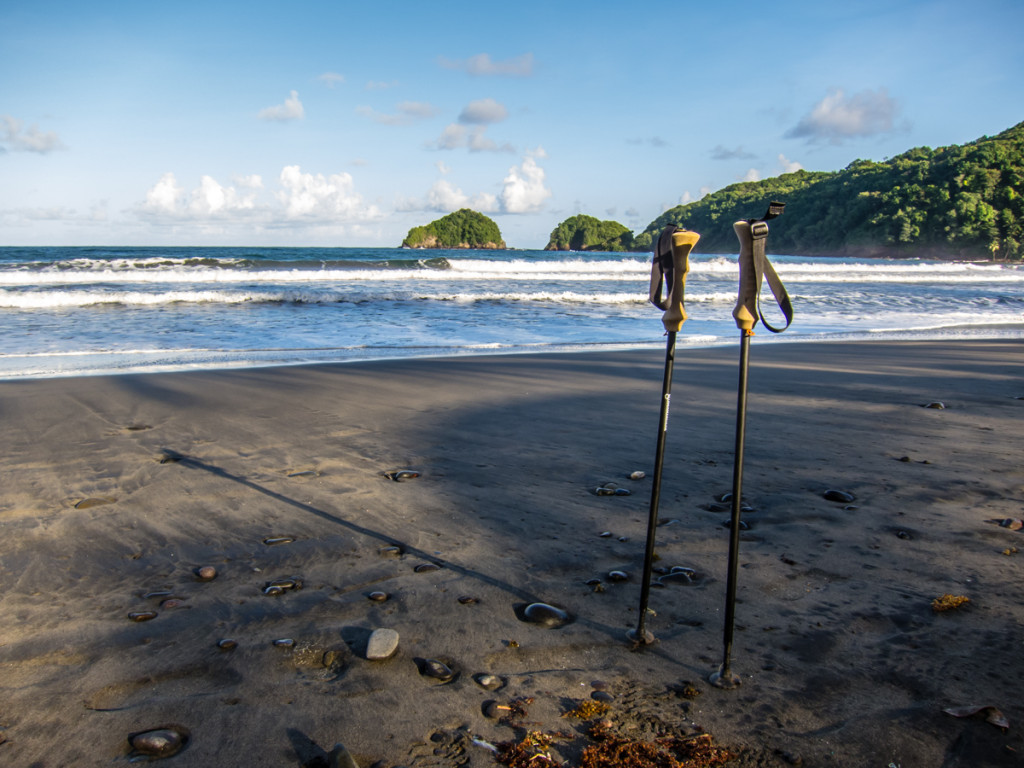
[
  {"left": 823, "top": 489, "right": 856, "bottom": 503},
  {"left": 160, "top": 598, "right": 185, "bottom": 609},
  {"left": 414, "top": 562, "right": 441, "bottom": 573},
  {"left": 378, "top": 545, "right": 403, "bottom": 557},
  {"left": 263, "top": 585, "right": 285, "bottom": 596},
  {"left": 629, "top": 471, "right": 646, "bottom": 480},
  {"left": 287, "top": 470, "right": 319, "bottom": 478},
  {"left": 521, "top": 602, "right": 571, "bottom": 628},
  {"left": 473, "top": 673, "right": 505, "bottom": 691},
  {"left": 273, "top": 638, "right": 295, "bottom": 648},
  {"left": 323, "top": 650, "right": 348, "bottom": 671},
  {"left": 590, "top": 680, "right": 608, "bottom": 691},
  {"left": 143, "top": 590, "right": 173, "bottom": 600},
  {"left": 366, "top": 628, "right": 400, "bottom": 660},
  {"left": 158, "top": 450, "right": 183, "bottom": 464},
  {"left": 216, "top": 639, "right": 238, "bottom": 651},
  {"left": 599, "top": 531, "right": 613, "bottom": 538},
  {"left": 613, "top": 488, "right": 631, "bottom": 496},
  {"left": 595, "top": 487, "right": 617, "bottom": 496},
  {"left": 268, "top": 578, "right": 302, "bottom": 590},
  {"left": 385, "top": 470, "right": 420, "bottom": 481},
  {"left": 607, "top": 570, "right": 629, "bottom": 582},
  {"left": 326, "top": 742, "right": 360, "bottom": 768},
  {"left": 263, "top": 536, "right": 295, "bottom": 546},
  {"left": 1000, "top": 518, "right": 1023, "bottom": 531},
  {"left": 195, "top": 566, "right": 217, "bottom": 581},
  {"left": 128, "top": 611, "right": 157, "bottom": 622},
  {"left": 130, "top": 728, "right": 187, "bottom": 758},
  {"left": 75, "top": 497, "right": 115, "bottom": 509},
  {"left": 457, "top": 595, "right": 479, "bottom": 605},
  {"left": 721, "top": 519, "right": 750, "bottom": 530},
  {"left": 923, "top": 401, "right": 946, "bottom": 409},
  {"left": 417, "top": 658, "right": 455, "bottom": 682},
  {"left": 368, "top": 591, "right": 389, "bottom": 602},
  {"left": 659, "top": 570, "right": 698, "bottom": 586},
  {"left": 617, "top": 536, "right": 629, "bottom": 542},
  {"left": 591, "top": 690, "right": 613, "bottom": 702}
]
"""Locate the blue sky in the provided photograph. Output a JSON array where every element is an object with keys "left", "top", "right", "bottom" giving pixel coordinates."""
[{"left": 1, "top": 0, "right": 1021, "bottom": 249}]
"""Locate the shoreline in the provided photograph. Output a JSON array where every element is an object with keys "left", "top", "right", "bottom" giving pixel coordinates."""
[
  {"left": 5, "top": 324, "right": 1024, "bottom": 382},
  {"left": 1, "top": 339, "right": 1022, "bottom": 766}
]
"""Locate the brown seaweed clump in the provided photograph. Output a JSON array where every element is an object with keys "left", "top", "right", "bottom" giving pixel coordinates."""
[
  {"left": 562, "top": 700, "right": 611, "bottom": 719},
  {"left": 496, "top": 731, "right": 567, "bottom": 767},
  {"left": 932, "top": 594, "right": 970, "bottom": 612},
  {"left": 579, "top": 724, "right": 734, "bottom": 768}
]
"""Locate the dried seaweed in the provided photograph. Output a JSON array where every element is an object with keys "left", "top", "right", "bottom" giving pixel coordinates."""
[
  {"left": 495, "top": 731, "right": 569, "bottom": 767},
  {"left": 578, "top": 724, "right": 734, "bottom": 768},
  {"left": 562, "top": 700, "right": 611, "bottom": 719},
  {"left": 932, "top": 594, "right": 970, "bottom": 612}
]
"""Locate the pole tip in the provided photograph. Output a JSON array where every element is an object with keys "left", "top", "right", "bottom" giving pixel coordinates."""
[
  {"left": 709, "top": 664, "right": 741, "bottom": 689},
  {"left": 626, "top": 628, "right": 656, "bottom": 646}
]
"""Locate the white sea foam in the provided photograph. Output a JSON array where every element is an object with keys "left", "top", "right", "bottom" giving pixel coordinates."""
[{"left": 2, "top": 246, "right": 1022, "bottom": 379}]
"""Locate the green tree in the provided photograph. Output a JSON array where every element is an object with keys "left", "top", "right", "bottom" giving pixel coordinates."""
[{"left": 634, "top": 121, "right": 1024, "bottom": 260}]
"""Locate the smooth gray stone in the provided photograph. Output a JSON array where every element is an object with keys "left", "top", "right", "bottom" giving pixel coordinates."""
[
  {"left": 366, "top": 628, "right": 399, "bottom": 660},
  {"left": 327, "top": 742, "right": 360, "bottom": 768}
]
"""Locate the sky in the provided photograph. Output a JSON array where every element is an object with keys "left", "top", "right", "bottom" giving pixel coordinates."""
[{"left": 1, "top": 0, "right": 1022, "bottom": 249}]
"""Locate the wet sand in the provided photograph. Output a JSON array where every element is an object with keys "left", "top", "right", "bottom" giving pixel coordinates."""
[{"left": 0, "top": 340, "right": 1022, "bottom": 767}]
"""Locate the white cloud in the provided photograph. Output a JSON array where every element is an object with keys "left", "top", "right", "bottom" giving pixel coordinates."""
[
  {"left": 395, "top": 178, "right": 497, "bottom": 214},
  {"left": 438, "top": 52, "right": 534, "bottom": 77},
  {"left": 143, "top": 172, "right": 183, "bottom": 214},
  {"left": 777, "top": 154, "right": 803, "bottom": 173},
  {"left": 500, "top": 153, "right": 551, "bottom": 214},
  {"left": 277, "top": 165, "right": 380, "bottom": 221},
  {"left": 189, "top": 175, "right": 260, "bottom": 215},
  {"left": 427, "top": 123, "right": 514, "bottom": 153},
  {"left": 458, "top": 98, "right": 508, "bottom": 124},
  {"left": 318, "top": 72, "right": 345, "bottom": 88},
  {"left": 710, "top": 144, "right": 755, "bottom": 160},
  {"left": 232, "top": 174, "right": 264, "bottom": 189},
  {"left": 786, "top": 87, "right": 902, "bottom": 143},
  {"left": 258, "top": 90, "right": 305, "bottom": 122},
  {"left": 1, "top": 115, "right": 64, "bottom": 153},
  {"left": 680, "top": 191, "right": 693, "bottom": 204},
  {"left": 138, "top": 167, "right": 379, "bottom": 225},
  {"left": 436, "top": 161, "right": 450, "bottom": 174},
  {"left": 627, "top": 136, "right": 668, "bottom": 148},
  {"left": 741, "top": 168, "right": 761, "bottom": 182},
  {"left": 356, "top": 101, "right": 438, "bottom": 125}
]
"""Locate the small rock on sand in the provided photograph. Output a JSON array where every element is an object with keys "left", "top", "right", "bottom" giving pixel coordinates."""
[{"left": 366, "top": 628, "right": 399, "bottom": 660}]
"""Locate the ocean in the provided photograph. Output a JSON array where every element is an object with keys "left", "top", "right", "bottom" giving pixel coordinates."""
[{"left": 1, "top": 246, "right": 1022, "bottom": 379}]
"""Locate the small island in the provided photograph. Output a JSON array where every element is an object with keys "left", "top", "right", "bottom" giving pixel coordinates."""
[
  {"left": 402, "top": 209, "right": 506, "bottom": 249},
  {"left": 545, "top": 214, "right": 634, "bottom": 251}
]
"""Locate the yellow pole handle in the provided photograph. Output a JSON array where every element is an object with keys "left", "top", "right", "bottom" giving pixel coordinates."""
[
  {"left": 661, "top": 230, "right": 700, "bottom": 332},
  {"left": 732, "top": 221, "right": 758, "bottom": 332}
]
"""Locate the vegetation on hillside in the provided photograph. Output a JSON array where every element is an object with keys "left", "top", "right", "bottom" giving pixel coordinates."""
[
  {"left": 545, "top": 214, "right": 634, "bottom": 251},
  {"left": 402, "top": 209, "right": 505, "bottom": 249},
  {"left": 634, "top": 121, "right": 1024, "bottom": 260}
]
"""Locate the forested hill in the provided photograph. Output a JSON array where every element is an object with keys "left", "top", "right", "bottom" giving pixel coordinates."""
[
  {"left": 402, "top": 209, "right": 505, "bottom": 249},
  {"left": 635, "top": 121, "right": 1024, "bottom": 260}
]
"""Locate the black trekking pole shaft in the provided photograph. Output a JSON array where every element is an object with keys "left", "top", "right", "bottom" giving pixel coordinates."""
[
  {"left": 629, "top": 228, "right": 699, "bottom": 647},
  {"left": 632, "top": 329, "right": 676, "bottom": 643},
  {"left": 716, "top": 330, "right": 751, "bottom": 684}
]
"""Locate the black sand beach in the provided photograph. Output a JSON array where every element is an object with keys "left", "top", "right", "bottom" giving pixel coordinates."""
[{"left": 1, "top": 340, "right": 1022, "bottom": 767}]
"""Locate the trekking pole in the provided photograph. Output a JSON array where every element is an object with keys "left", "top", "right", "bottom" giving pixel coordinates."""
[
  {"left": 710, "top": 202, "right": 792, "bottom": 688},
  {"left": 629, "top": 227, "right": 700, "bottom": 645}
]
